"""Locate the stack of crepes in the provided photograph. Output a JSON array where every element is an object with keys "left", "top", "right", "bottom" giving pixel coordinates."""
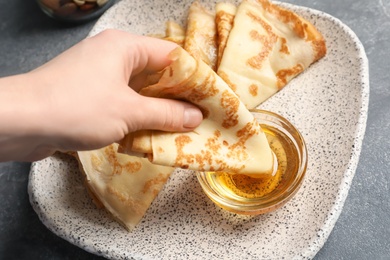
[{"left": 77, "top": 0, "right": 326, "bottom": 231}]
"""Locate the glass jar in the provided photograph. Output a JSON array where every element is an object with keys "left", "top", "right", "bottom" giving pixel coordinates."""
[
  {"left": 36, "top": 0, "right": 115, "bottom": 23},
  {"left": 196, "top": 109, "right": 308, "bottom": 215}
]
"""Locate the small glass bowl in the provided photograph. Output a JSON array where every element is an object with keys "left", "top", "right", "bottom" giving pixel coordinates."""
[
  {"left": 196, "top": 109, "right": 307, "bottom": 215},
  {"left": 36, "top": 0, "right": 115, "bottom": 24}
]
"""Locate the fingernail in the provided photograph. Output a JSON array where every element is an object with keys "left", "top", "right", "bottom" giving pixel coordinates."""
[{"left": 183, "top": 107, "right": 203, "bottom": 128}]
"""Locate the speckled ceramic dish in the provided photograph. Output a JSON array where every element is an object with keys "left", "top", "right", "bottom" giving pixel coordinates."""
[{"left": 28, "top": 0, "right": 369, "bottom": 259}]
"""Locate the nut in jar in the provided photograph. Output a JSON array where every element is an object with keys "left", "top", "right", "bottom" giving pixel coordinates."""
[{"left": 37, "top": 0, "right": 115, "bottom": 23}]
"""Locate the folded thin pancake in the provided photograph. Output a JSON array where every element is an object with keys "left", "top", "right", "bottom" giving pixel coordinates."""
[
  {"left": 163, "top": 21, "right": 186, "bottom": 47},
  {"left": 119, "top": 47, "right": 274, "bottom": 176},
  {"left": 215, "top": 2, "right": 237, "bottom": 69},
  {"left": 77, "top": 144, "right": 173, "bottom": 231},
  {"left": 217, "top": 0, "right": 326, "bottom": 109},
  {"left": 184, "top": 1, "right": 217, "bottom": 71}
]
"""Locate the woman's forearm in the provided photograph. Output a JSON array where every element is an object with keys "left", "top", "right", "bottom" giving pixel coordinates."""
[{"left": 0, "top": 73, "right": 56, "bottom": 162}]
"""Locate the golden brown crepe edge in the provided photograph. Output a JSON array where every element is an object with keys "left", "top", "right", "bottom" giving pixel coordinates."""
[
  {"left": 72, "top": 152, "right": 135, "bottom": 231},
  {"left": 215, "top": 2, "right": 237, "bottom": 69},
  {"left": 256, "top": 0, "right": 327, "bottom": 59}
]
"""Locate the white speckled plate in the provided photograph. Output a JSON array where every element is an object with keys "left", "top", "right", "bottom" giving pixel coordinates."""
[{"left": 28, "top": 0, "right": 369, "bottom": 259}]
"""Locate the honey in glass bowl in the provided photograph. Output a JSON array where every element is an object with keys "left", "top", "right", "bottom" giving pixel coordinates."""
[{"left": 196, "top": 109, "right": 307, "bottom": 215}]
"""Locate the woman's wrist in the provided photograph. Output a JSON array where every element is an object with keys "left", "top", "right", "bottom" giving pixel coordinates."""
[{"left": 0, "top": 73, "right": 56, "bottom": 161}]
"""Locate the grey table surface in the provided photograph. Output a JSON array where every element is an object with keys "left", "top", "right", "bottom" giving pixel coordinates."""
[{"left": 0, "top": 0, "right": 389, "bottom": 259}]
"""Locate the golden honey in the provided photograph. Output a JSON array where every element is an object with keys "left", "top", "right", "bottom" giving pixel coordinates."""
[{"left": 196, "top": 110, "right": 307, "bottom": 215}]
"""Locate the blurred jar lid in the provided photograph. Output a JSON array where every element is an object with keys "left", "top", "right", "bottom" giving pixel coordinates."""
[{"left": 36, "top": 0, "right": 115, "bottom": 23}]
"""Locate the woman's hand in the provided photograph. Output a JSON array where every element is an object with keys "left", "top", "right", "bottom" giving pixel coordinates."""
[{"left": 0, "top": 29, "right": 203, "bottom": 162}]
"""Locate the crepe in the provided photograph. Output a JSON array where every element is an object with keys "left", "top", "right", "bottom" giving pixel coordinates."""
[
  {"left": 184, "top": 1, "right": 218, "bottom": 71},
  {"left": 215, "top": 2, "right": 237, "bottom": 69},
  {"left": 77, "top": 143, "right": 173, "bottom": 231},
  {"left": 163, "top": 21, "right": 186, "bottom": 47},
  {"left": 217, "top": 0, "right": 327, "bottom": 109},
  {"left": 119, "top": 47, "right": 274, "bottom": 176}
]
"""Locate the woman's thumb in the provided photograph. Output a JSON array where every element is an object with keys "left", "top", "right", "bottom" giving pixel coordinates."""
[{"left": 133, "top": 96, "right": 203, "bottom": 132}]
